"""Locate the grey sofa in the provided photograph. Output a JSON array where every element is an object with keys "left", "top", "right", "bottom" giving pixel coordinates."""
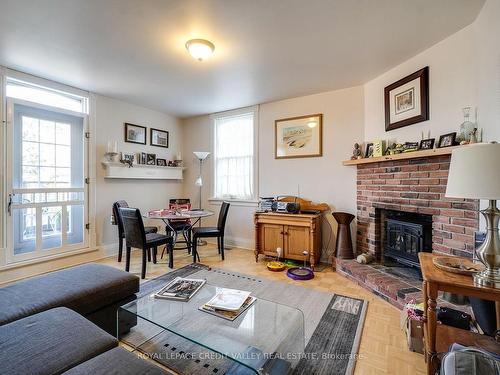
[{"left": 0, "top": 263, "right": 170, "bottom": 375}]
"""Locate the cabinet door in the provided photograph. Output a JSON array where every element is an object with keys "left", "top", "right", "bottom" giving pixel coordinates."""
[
  {"left": 260, "top": 224, "right": 284, "bottom": 256},
  {"left": 284, "top": 225, "right": 310, "bottom": 259}
]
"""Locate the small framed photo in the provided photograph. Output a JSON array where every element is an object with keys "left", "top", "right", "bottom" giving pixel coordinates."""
[
  {"left": 156, "top": 158, "right": 167, "bottom": 166},
  {"left": 365, "top": 142, "right": 374, "bottom": 158},
  {"left": 124, "top": 123, "right": 146, "bottom": 145},
  {"left": 438, "top": 132, "right": 456, "bottom": 148},
  {"left": 150, "top": 128, "right": 169, "bottom": 148},
  {"left": 141, "top": 152, "right": 146, "bottom": 164},
  {"left": 120, "top": 152, "right": 135, "bottom": 164},
  {"left": 146, "top": 153, "right": 156, "bottom": 165},
  {"left": 419, "top": 138, "right": 435, "bottom": 150}
]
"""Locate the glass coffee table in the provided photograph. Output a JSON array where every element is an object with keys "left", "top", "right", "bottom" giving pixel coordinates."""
[{"left": 118, "top": 283, "right": 305, "bottom": 374}]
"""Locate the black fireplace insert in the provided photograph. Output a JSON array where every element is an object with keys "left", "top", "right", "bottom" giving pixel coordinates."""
[{"left": 384, "top": 213, "right": 432, "bottom": 269}]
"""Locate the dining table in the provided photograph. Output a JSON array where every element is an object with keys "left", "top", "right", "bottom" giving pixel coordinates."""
[{"left": 143, "top": 209, "right": 214, "bottom": 256}]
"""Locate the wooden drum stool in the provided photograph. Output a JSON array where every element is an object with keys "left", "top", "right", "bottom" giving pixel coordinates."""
[{"left": 332, "top": 212, "right": 355, "bottom": 259}]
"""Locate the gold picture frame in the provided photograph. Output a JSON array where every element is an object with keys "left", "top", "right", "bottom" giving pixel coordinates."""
[{"left": 275, "top": 114, "right": 323, "bottom": 159}]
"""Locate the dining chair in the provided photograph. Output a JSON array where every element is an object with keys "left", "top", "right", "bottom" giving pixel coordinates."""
[
  {"left": 191, "top": 202, "right": 230, "bottom": 263},
  {"left": 112, "top": 200, "right": 158, "bottom": 263},
  {"left": 167, "top": 198, "right": 192, "bottom": 252},
  {"left": 119, "top": 207, "right": 174, "bottom": 279}
]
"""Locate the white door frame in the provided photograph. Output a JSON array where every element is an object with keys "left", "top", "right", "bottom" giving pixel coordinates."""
[{"left": 5, "top": 97, "right": 90, "bottom": 264}]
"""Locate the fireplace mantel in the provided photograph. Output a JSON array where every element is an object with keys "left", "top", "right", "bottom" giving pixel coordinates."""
[{"left": 342, "top": 146, "right": 461, "bottom": 166}]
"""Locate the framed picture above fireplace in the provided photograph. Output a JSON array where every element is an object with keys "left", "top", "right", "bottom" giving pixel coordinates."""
[{"left": 384, "top": 67, "right": 429, "bottom": 131}]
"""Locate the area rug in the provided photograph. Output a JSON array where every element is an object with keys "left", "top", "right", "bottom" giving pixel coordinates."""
[{"left": 124, "top": 264, "right": 368, "bottom": 375}]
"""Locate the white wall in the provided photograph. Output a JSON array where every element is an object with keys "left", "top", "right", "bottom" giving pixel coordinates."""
[
  {"left": 182, "top": 86, "right": 365, "bottom": 261},
  {"left": 94, "top": 95, "right": 184, "bottom": 247},
  {"left": 364, "top": 0, "right": 500, "bottom": 145},
  {"left": 474, "top": 0, "right": 500, "bottom": 141},
  {"left": 363, "top": 24, "right": 477, "bottom": 143}
]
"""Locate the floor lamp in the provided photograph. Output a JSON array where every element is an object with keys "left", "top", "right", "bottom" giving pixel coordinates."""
[{"left": 193, "top": 151, "right": 210, "bottom": 246}]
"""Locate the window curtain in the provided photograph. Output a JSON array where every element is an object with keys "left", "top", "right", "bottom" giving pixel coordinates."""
[{"left": 214, "top": 112, "right": 254, "bottom": 200}]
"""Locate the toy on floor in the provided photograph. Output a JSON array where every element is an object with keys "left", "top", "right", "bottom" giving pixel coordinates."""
[
  {"left": 287, "top": 251, "right": 314, "bottom": 280},
  {"left": 267, "top": 247, "right": 286, "bottom": 272}
]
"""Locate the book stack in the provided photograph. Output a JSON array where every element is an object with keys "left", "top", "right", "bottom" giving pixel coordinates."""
[{"left": 199, "top": 288, "right": 256, "bottom": 321}]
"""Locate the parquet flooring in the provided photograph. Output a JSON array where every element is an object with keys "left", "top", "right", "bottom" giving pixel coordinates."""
[{"left": 98, "top": 244, "right": 426, "bottom": 374}]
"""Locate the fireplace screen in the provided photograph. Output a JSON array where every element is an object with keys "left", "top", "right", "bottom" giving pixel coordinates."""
[{"left": 385, "top": 218, "right": 431, "bottom": 268}]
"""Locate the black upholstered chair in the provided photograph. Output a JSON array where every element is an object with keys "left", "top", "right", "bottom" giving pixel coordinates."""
[
  {"left": 119, "top": 207, "right": 173, "bottom": 279},
  {"left": 112, "top": 201, "right": 158, "bottom": 263},
  {"left": 191, "top": 202, "right": 230, "bottom": 263}
]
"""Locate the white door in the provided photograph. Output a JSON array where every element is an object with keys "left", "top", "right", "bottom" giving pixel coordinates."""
[{"left": 6, "top": 98, "right": 88, "bottom": 263}]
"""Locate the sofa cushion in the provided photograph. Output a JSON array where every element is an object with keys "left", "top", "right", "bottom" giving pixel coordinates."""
[
  {"left": 0, "top": 307, "right": 117, "bottom": 375},
  {"left": 63, "top": 347, "right": 172, "bottom": 375},
  {"left": 0, "top": 263, "right": 139, "bottom": 325}
]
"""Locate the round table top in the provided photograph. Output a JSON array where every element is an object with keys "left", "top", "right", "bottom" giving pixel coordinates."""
[{"left": 144, "top": 209, "right": 214, "bottom": 220}]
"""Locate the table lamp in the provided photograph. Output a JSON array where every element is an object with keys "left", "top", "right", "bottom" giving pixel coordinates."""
[{"left": 445, "top": 143, "right": 500, "bottom": 288}]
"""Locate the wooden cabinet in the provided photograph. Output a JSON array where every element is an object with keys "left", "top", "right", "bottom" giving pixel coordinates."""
[{"left": 254, "top": 212, "right": 321, "bottom": 269}]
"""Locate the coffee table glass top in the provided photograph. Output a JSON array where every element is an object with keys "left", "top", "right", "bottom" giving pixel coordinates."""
[{"left": 119, "top": 283, "right": 305, "bottom": 374}]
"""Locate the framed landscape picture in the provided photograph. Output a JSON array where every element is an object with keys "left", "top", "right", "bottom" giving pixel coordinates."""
[
  {"left": 275, "top": 114, "right": 323, "bottom": 159},
  {"left": 384, "top": 67, "right": 429, "bottom": 131},
  {"left": 150, "top": 128, "right": 169, "bottom": 148},
  {"left": 124, "top": 123, "right": 147, "bottom": 144}
]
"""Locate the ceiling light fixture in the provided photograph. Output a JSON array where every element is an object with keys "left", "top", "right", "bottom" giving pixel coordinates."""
[{"left": 185, "top": 39, "right": 215, "bottom": 61}]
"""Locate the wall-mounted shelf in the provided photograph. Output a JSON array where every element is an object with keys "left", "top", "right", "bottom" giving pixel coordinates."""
[
  {"left": 101, "top": 161, "right": 184, "bottom": 180},
  {"left": 342, "top": 146, "right": 461, "bottom": 166}
]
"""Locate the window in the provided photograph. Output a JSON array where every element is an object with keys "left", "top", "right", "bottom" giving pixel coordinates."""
[
  {"left": 6, "top": 78, "right": 88, "bottom": 113},
  {"left": 213, "top": 110, "right": 256, "bottom": 200}
]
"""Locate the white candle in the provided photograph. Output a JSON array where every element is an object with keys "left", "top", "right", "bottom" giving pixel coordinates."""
[
  {"left": 176, "top": 152, "right": 182, "bottom": 160},
  {"left": 107, "top": 141, "right": 117, "bottom": 153}
]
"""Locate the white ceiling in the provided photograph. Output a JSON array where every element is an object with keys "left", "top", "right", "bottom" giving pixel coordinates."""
[{"left": 0, "top": 0, "right": 485, "bottom": 118}]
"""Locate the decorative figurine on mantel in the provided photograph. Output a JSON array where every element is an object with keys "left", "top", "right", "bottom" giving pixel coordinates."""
[{"left": 351, "top": 143, "right": 362, "bottom": 160}]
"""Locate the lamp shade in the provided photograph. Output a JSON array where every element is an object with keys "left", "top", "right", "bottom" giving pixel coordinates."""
[
  {"left": 193, "top": 151, "right": 210, "bottom": 160},
  {"left": 445, "top": 143, "right": 500, "bottom": 200}
]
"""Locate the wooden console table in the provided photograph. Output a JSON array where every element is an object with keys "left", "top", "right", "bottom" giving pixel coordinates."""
[
  {"left": 419, "top": 252, "right": 500, "bottom": 374},
  {"left": 254, "top": 212, "right": 321, "bottom": 269}
]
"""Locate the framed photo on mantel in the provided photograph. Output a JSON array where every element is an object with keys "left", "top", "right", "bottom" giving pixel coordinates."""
[{"left": 384, "top": 67, "right": 429, "bottom": 131}]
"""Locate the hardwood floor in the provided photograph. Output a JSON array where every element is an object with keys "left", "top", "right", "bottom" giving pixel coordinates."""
[{"left": 97, "top": 244, "right": 426, "bottom": 375}]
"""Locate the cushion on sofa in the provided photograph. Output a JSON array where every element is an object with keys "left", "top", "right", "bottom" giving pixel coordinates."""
[
  {"left": 0, "top": 307, "right": 117, "bottom": 375},
  {"left": 62, "top": 347, "right": 172, "bottom": 375},
  {"left": 0, "top": 263, "right": 139, "bottom": 325}
]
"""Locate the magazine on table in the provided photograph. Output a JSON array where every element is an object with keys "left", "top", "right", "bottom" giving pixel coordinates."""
[
  {"left": 199, "top": 296, "right": 256, "bottom": 321},
  {"left": 204, "top": 288, "right": 252, "bottom": 311},
  {"left": 154, "top": 277, "right": 206, "bottom": 301}
]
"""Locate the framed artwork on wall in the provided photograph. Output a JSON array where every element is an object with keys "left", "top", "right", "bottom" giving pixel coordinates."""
[
  {"left": 384, "top": 67, "right": 429, "bottom": 131},
  {"left": 150, "top": 128, "right": 169, "bottom": 148},
  {"left": 275, "top": 114, "right": 323, "bottom": 159},
  {"left": 124, "top": 123, "right": 147, "bottom": 144}
]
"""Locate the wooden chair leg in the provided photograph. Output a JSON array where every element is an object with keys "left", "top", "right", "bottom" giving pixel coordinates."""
[
  {"left": 153, "top": 247, "right": 157, "bottom": 264},
  {"left": 125, "top": 246, "right": 131, "bottom": 272},
  {"left": 168, "top": 242, "right": 174, "bottom": 269},
  {"left": 118, "top": 237, "right": 123, "bottom": 262},
  {"left": 217, "top": 237, "right": 221, "bottom": 254},
  {"left": 141, "top": 248, "right": 147, "bottom": 279},
  {"left": 147, "top": 248, "right": 151, "bottom": 262},
  {"left": 220, "top": 236, "right": 225, "bottom": 261}
]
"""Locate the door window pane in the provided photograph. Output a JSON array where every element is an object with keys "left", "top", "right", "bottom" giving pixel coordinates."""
[
  {"left": 67, "top": 205, "right": 84, "bottom": 245},
  {"left": 42, "top": 206, "right": 62, "bottom": 250},
  {"left": 13, "top": 208, "right": 37, "bottom": 255}
]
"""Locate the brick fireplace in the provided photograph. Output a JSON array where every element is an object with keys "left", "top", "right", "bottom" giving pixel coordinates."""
[
  {"left": 335, "top": 152, "right": 480, "bottom": 309},
  {"left": 356, "top": 154, "right": 479, "bottom": 260}
]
